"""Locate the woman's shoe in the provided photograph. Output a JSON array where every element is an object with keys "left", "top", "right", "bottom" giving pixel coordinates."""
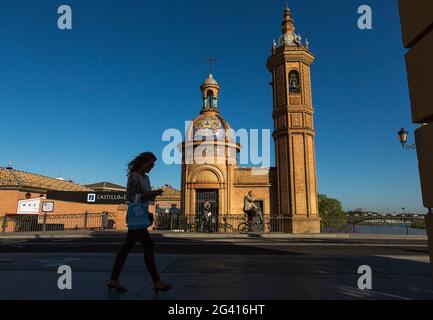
[
  {"left": 107, "top": 283, "right": 128, "bottom": 292},
  {"left": 153, "top": 283, "right": 173, "bottom": 293}
]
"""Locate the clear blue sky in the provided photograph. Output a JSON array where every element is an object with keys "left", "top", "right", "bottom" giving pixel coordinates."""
[{"left": 0, "top": 0, "right": 423, "bottom": 213}]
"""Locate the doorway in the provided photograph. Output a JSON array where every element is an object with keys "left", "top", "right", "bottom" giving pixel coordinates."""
[{"left": 195, "top": 189, "right": 219, "bottom": 232}]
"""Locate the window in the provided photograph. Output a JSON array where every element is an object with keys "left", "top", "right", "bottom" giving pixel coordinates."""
[
  {"left": 205, "top": 90, "right": 217, "bottom": 108},
  {"left": 289, "top": 71, "right": 301, "bottom": 94}
]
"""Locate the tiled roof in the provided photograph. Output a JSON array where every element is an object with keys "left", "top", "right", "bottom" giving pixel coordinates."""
[
  {"left": 0, "top": 167, "right": 91, "bottom": 192},
  {"left": 156, "top": 185, "right": 181, "bottom": 200},
  {"left": 85, "top": 181, "right": 126, "bottom": 191}
]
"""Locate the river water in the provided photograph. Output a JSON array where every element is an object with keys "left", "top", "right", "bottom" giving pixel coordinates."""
[{"left": 354, "top": 224, "right": 426, "bottom": 235}]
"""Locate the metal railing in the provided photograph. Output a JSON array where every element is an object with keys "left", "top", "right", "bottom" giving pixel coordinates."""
[
  {"left": 321, "top": 214, "right": 427, "bottom": 235},
  {"left": 154, "top": 214, "right": 427, "bottom": 235},
  {"left": 1, "top": 212, "right": 116, "bottom": 233},
  {"left": 153, "top": 214, "right": 285, "bottom": 233},
  {"left": 1, "top": 212, "right": 427, "bottom": 235}
]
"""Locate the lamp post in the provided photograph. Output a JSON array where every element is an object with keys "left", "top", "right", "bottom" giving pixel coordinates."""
[{"left": 397, "top": 128, "right": 416, "bottom": 150}]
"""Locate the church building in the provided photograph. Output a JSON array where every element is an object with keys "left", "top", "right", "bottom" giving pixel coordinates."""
[{"left": 180, "top": 6, "right": 320, "bottom": 233}]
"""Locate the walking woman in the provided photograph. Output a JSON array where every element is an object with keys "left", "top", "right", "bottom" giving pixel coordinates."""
[{"left": 107, "top": 152, "right": 173, "bottom": 293}]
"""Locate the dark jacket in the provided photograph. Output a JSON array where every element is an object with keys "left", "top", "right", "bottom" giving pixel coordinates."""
[{"left": 126, "top": 172, "right": 150, "bottom": 203}]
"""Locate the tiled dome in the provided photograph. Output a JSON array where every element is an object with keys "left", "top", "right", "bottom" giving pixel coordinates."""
[
  {"left": 193, "top": 114, "right": 223, "bottom": 133},
  {"left": 190, "top": 113, "right": 232, "bottom": 141}
]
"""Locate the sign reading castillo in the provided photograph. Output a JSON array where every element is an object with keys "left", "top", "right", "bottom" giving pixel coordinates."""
[{"left": 46, "top": 191, "right": 127, "bottom": 204}]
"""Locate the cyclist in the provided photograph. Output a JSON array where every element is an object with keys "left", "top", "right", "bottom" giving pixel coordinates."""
[{"left": 243, "top": 191, "right": 259, "bottom": 232}]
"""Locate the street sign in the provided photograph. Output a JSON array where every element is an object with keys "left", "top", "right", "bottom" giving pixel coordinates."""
[
  {"left": 17, "top": 198, "right": 41, "bottom": 215},
  {"left": 42, "top": 202, "right": 55, "bottom": 213},
  {"left": 46, "top": 191, "right": 127, "bottom": 204}
]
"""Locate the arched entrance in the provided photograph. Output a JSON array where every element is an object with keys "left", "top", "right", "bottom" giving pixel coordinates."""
[
  {"left": 195, "top": 189, "right": 218, "bottom": 217},
  {"left": 195, "top": 189, "right": 219, "bottom": 231}
]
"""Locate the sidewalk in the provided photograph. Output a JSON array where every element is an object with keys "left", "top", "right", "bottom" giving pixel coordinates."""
[
  {"left": 0, "top": 231, "right": 432, "bottom": 300},
  {"left": 0, "top": 253, "right": 432, "bottom": 300}
]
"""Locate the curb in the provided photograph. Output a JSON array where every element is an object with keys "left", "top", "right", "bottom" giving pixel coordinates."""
[
  {"left": 158, "top": 232, "right": 428, "bottom": 241},
  {"left": 0, "top": 231, "right": 93, "bottom": 239},
  {"left": 0, "top": 231, "right": 427, "bottom": 241}
]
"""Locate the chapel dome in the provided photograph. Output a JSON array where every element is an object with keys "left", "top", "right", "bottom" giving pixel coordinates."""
[{"left": 190, "top": 113, "right": 232, "bottom": 141}]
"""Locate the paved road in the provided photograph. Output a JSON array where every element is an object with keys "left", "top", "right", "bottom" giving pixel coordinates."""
[
  {"left": 0, "top": 233, "right": 432, "bottom": 300},
  {"left": 0, "top": 233, "right": 429, "bottom": 255}
]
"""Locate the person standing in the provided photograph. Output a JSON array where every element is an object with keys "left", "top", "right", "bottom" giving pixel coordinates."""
[
  {"left": 107, "top": 152, "right": 173, "bottom": 293},
  {"left": 203, "top": 200, "right": 213, "bottom": 233}
]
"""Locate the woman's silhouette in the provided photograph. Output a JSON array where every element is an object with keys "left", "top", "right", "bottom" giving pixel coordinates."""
[{"left": 107, "top": 152, "right": 173, "bottom": 293}]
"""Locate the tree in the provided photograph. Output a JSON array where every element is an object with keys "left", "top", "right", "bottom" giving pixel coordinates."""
[{"left": 319, "top": 194, "right": 346, "bottom": 228}]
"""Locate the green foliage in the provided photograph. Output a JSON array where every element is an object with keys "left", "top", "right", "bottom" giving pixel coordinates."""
[
  {"left": 319, "top": 194, "right": 347, "bottom": 228},
  {"left": 410, "top": 219, "right": 426, "bottom": 229}
]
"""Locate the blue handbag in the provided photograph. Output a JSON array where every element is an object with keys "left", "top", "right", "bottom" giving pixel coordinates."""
[
  {"left": 126, "top": 202, "right": 151, "bottom": 230},
  {"left": 126, "top": 179, "right": 151, "bottom": 230}
]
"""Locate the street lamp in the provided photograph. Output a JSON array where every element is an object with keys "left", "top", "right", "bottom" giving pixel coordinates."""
[{"left": 397, "top": 128, "right": 416, "bottom": 150}]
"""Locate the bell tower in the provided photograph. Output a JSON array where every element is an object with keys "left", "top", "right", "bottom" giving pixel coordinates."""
[{"left": 267, "top": 5, "right": 320, "bottom": 233}]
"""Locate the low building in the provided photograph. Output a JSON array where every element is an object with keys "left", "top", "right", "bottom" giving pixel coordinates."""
[
  {"left": 0, "top": 166, "right": 181, "bottom": 231},
  {"left": 153, "top": 184, "right": 181, "bottom": 215},
  {"left": 0, "top": 166, "right": 127, "bottom": 229}
]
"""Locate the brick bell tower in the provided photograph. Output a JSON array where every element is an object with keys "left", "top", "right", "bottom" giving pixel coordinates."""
[{"left": 267, "top": 5, "right": 320, "bottom": 233}]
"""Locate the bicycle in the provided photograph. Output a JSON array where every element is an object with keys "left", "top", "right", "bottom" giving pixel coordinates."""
[
  {"left": 218, "top": 216, "right": 235, "bottom": 233},
  {"left": 237, "top": 211, "right": 270, "bottom": 234}
]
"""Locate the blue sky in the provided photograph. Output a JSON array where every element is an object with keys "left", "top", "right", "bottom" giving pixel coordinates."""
[{"left": 0, "top": 0, "right": 423, "bottom": 213}]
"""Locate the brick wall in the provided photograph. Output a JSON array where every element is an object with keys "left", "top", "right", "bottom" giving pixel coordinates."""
[
  {"left": 0, "top": 190, "right": 20, "bottom": 215},
  {"left": 232, "top": 167, "right": 277, "bottom": 215}
]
